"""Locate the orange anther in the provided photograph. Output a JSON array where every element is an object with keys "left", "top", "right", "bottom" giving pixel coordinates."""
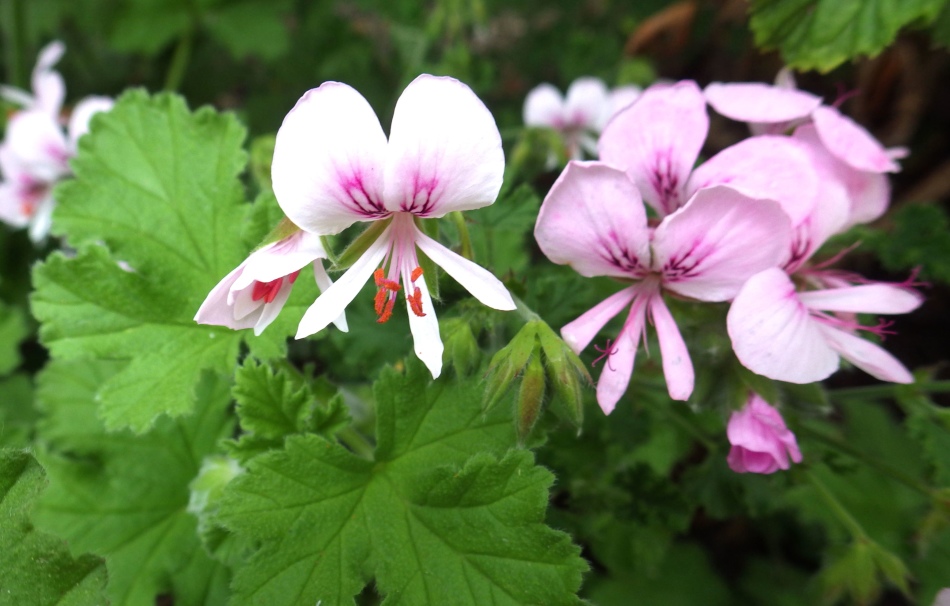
[
  {"left": 374, "top": 268, "right": 385, "bottom": 286},
  {"left": 377, "top": 298, "right": 395, "bottom": 323},
  {"left": 408, "top": 287, "right": 425, "bottom": 317},
  {"left": 374, "top": 288, "right": 388, "bottom": 316},
  {"left": 411, "top": 266, "right": 424, "bottom": 282}
]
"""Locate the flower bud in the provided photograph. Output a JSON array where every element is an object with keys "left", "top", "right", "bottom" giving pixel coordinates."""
[
  {"left": 440, "top": 317, "right": 481, "bottom": 376},
  {"left": 537, "top": 323, "right": 589, "bottom": 427},
  {"left": 483, "top": 322, "right": 538, "bottom": 411},
  {"left": 516, "top": 344, "right": 546, "bottom": 442},
  {"left": 726, "top": 393, "right": 802, "bottom": 474}
]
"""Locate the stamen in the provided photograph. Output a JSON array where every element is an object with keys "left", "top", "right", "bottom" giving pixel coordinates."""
[
  {"left": 373, "top": 268, "right": 400, "bottom": 291},
  {"left": 411, "top": 266, "right": 424, "bottom": 282},
  {"left": 377, "top": 298, "right": 395, "bottom": 323},
  {"left": 592, "top": 339, "right": 619, "bottom": 372},
  {"left": 374, "top": 288, "right": 388, "bottom": 316},
  {"left": 408, "top": 287, "right": 425, "bottom": 317}
]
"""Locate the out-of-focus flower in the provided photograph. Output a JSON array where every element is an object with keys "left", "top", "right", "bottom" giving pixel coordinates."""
[
  {"left": 0, "top": 42, "right": 113, "bottom": 241},
  {"left": 535, "top": 161, "right": 792, "bottom": 413},
  {"left": 271, "top": 74, "right": 515, "bottom": 378},
  {"left": 599, "top": 80, "right": 820, "bottom": 226},
  {"left": 523, "top": 77, "right": 641, "bottom": 160},
  {"left": 195, "top": 228, "right": 345, "bottom": 336},
  {"left": 704, "top": 69, "right": 905, "bottom": 226},
  {"left": 726, "top": 394, "right": 802, "bottom": 474}
]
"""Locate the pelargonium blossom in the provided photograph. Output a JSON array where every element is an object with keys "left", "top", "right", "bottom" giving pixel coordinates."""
[
  {"left": 0, "top": 42, "right": 113, "bottom": 241},
  {"left": 535, "top": 161, "right": 792, "bottom": 413},
  {"left": 727, "top": 394, "right": 802, "bottom": 475},
  {"left": 270, "top": 74, "right": 515, "bottom": 378},
  {"left": 195, "top": 226, "right": 345, "bottom": 336},
  {"left": 523, "top": 77, "right": 640, "bottom": 159},
  {"left": 704, "top": 70, "right": 905, "bottom": 226}
]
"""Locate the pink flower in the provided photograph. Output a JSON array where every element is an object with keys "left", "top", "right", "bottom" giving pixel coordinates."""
[
  {"left": 0, "top": 40, "right": 66, "bottom": 117},
  {"left": 704, "top": 70, "right": 904, "bottom": 226},
  {"left": 534, "top": 161, "right": 792, "bottom": 413},
  {"left": 270, "top": 75, "right": 515, "bottom": 378},
  {"left": 523, "top": 77, "right": 641, "bottom": 159},
  {"left": 195, "top": 229, "right": 345, "bottom": 336},
  {"left": 727, "top": 394, "right": 802, "bottom": 474},
  {"left": 598, "top": 80, "right": 821, "bottom": 226}
]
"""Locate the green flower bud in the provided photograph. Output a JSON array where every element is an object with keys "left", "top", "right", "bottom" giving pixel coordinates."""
[
  {"left": 537, "top": 323, "right": 590, "bottom": 427},
  {"left": 516, "top": 344, "right": 546, "bottom": 443},
  {"left": 441, "top": 317, "right": 481, "bottom": 376},
  {"left": 484, "top": 322, "right": 539, "bottom": 411}
]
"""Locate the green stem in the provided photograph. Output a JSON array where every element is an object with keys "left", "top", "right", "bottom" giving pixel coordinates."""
[
  {"left": 510, "top": 294, "right": 542, "bottom": 324},
  {"left": 337, "top": 426, "right": 375, "bottom": 460},
  {"left": 163, "top": 28, "right": 194, "bottom": 92},
  {"left": 806, "top": 468, "right": 868, "bottom": 541},
  {"left": 797, "top": 423, "right": 935, "bottom": 498},
  {"left": 3, "top": 0, "right": 26, "bottom": 89},
  {"left": 829, "top": 381, "right": 950, "bottom": 401},
  {"left": 449, "top": 211, "right": 474, "bottom": 261}
]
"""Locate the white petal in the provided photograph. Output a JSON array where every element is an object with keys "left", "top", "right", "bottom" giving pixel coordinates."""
[
  {"left": 599, "top": 85, "right": 641, "bottom": 130},
  {"left": 32, "top": 41, "right": 66, "bottom": 117},
  {"left": 383, "top": 75, "right": 504, "bottom": 217},
  {"left": 523, "top": 83, "right": 565, "bottom": 128},
  {"left": 564, "top": 77, "right": 609, "bottom": 130},
  {"left": 194, "top": 263, "right": 260, "bottom": 330},
  {"left": 5, "top": 110, "right": 69, "bottom": 179},
  {"left": 0, "top": 85, "right": 34, "bottom": 107},
  {"left": 406, "top": 274, "right": 443, "bottom": 378},
  {"left": 534, "top": 161, "right": 650, "bottom": 279},
  {"left": 272, "top": 82, "right": 389, "bottom": 235},
  {"left": 313, "top": 261, "right": 348, "bottom": 332},
  {"left": 560, "top": 286, "right": 637, "bottom": 354},
  {"left": 68, "top": 96, "right": 114, "bottom": 149},
  {"left": 798, "top": 284, "right": 923, "bottom": 315},
  {"left": 727, "top": 268, "right": 839, "bottom": 383},
  {"left": 296, "top": 226, "right": 391, "bottom": 338},
  {"left": 819, "top": 325, "right": 913, "bottom": 383},
  {"left": 233, "top": 231, "right": 328, "bottom": 290},
  {"left": 650, "top": 295, "right": 694, "bottom": 400},
  {"left": 413, "top": 230, "right": 514, "bottom": 311}
]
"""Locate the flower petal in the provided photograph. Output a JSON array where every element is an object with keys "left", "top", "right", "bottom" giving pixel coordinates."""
[
  {"left": 67, "top": 96, "right": 114, "bottom": 150},
  {"left": 595, "top": 303, "right": 646, "bottom": 415},
  {"left": 523, "top": 83, "right": 564, "bottom": 128},
  {"left": 31, "top": 41, "right": 66, "bottom": 117},
  {"left": 383, "top": 75, "right": 504, "bottom": 217},
  {"left": 598, "top": 85, "right": 641, "bottom": 131},
  {"left": 819, "top": 325, "right": 913, "bottom": 383},
  {"left": 534, "top": 161, "right": 650, "bottom": 279},
  {"left": 654, "top": 186, "right": 791, "bottom": 302},
  {"left": 812, "top": 106, "right": 899, "bottom": 173},
  {"left": 798, "top": 284, "right": 923, "bottom": 315},
  {"left": 5, "top": 110, "right": 69, "bottom": 179},
  {"left": 313, "top": 262, "right": 348, "bottom": 332},
  {"left": 413, "top": 231, "right": 514, "bottom": 311},
  {"left": 563, "top": 77, "right": 608, "bottom": 130},
  {"left": 561, "top": 286, "right": 637, "bottom": 354},
  {"left": 727, "top": 268, "right": 839, "bottom": 383},
  {"left": 704, "top": 82, "right": 820, "bottom": 123},
  {"left": 233, "top": 231, "right": 328, "bottom": 290},
  {"left": 598, "top": 80, "right": 708, "bottom": 216},
  {"left": 406, "top": 274, "right": 444, "bottom": 379},
  {"left": 252, "top": 280, "right": 295, "bottom": 336},
  {"left": 272, "top": 82, "right": 388, "bottom": 235},
  {"left": 650, "top": 295, "right": 694, "bottom": 400},
  {"left": 194, "top": 264, "right": 260, "bottom": 331},
  {"left": 686, "top": 135, "right": 819, "bottom": 227},
  {"left": 296, "top": 225, "right": 391, "bottom": 338}
]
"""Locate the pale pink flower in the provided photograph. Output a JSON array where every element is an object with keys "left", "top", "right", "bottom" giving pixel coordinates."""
[
  {"left": 195, "top": 229, "right": 344, "bottom": 336},
  {"left": 523, "top": 77, "right": 641, "bottom": 159},
  {"left": 598, "top": 80, "right": 820, "bottom": 226},
  {"left": 535, "top": 161, "right": 792, "bottom": 413},
  {"left": 0, "top": 40, "right": 66, "bottom": 117},
  {"left": 727, "top": 394, "right": 802, "bottom": 474},
  {"left": 271, "top": 75, "right": 515, "bottom": 378},
  {"left": 704, "top": 70, "right": 904, "bottom": 226}
]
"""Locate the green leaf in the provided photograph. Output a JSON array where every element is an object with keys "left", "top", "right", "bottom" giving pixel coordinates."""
[
  {"left": 32, "top": 90, "right": 295, "bottom": 432},
  {"left": 0, "top": 449, "right": 107, "bottom": 605},
  {"left": 217, "top": 360, "right": 586, "bottom": 605},
  {"left": 466, "top": 184, "right": 540, "bottom": 277},
  {"left": 0, "top": 300, "right": 28, "bottom": 375},
  {"left": 749, "top": 0, "right": 945, "bottom": 72},
  {"left": 865, "top": 203, "right": 950, "bottom": 284},
  {"left": 203, "top": 0, "right": 293, "bottom": 60},
  {"left": 34, "top": 361, "right": 234, "bottom": 605}
]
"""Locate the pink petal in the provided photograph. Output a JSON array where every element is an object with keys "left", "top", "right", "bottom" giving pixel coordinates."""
[
  {"left": 819, "top": 325, "right": 914, "bottom": 383},
  {"left": 534, "top": 161, "right": 650, "bottom": 279},
  {"left": 598, "top": 85, "right": 642, "bottom": 131},
  {"left": 726, "top": 395, "right": 801, "bottom": 473},
  {"left": 813, "top": 106, "right": 899, "bottom": 173},
  {"left": 296, "top": 225, "right": 392, "bottom": 338},
  {"left": 194, "top": 264, "right": 259, "bottom": 331},
  {"left": 728, "top": 448, "right": 781, "bottom": 474},
  {"left": 523, "top": 83, "right": 564, "bottom": 128},
  {"left": 563, "top": 77, "right": 608, "bottom": 130},
  {"left": 649, "top": 295, "right": 694, "bottom": 400},
  {"left": 653, "top": 186, "right": 791, "bottom": 302},
  {"left": 67, "top": 96, "right": 114, "bottom": 150},
  {"left": 598, "top": 80, "right": 708, "bottom": 216},
  {"left": 406, "top": 274, "right": 444, "bottom": 379},
  {"left": 561, "top": 286, "right": 637, "bottom": 354},
  {"left": 798, "top": 284, "right": 923, "bottom": 315},
  {"left": 413, "top": 231, "right": 514, "bottom": 311},
  {"left": 232, "top": 231, "right": 329, "bottom": 291},
  {"left": 686, "top": 135, "right": 819, "bottom": 227},
  {"left": 727, "top": 268, "right": 839, "bottom": 383},
  {"left": 595, "top": 303, "right": 646, "bottom": 415},
  {"left": 5, "top": 110, "right": 69, "bottom": 179},
  {"left": 0, "top": 182, "right": 30, "bottom": 228},
  {"left": 272, "top": 82, "right": 389, "bottom": 236},
  {"left": 704, "top": 82, "right": 821, "bottom": 124},
  {"left": 382, "top": 75, "right": 504, "bottom": 217},
  {"left": 31, "top": 41, "right": 66, "bottom": 117}
]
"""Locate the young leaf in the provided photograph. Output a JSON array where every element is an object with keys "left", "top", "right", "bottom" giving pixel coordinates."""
[
  {"left": 749, "top": 0, "right": 945, "bottom": 72},
  {"left": 0, "top": 449, "right": 107, "bottom": 605},
  {"left": 34, "top": 361, "right": 235, "bottom": 606},
  {"left": 217, "top": 360, "right": 586, "bottom": 605}
]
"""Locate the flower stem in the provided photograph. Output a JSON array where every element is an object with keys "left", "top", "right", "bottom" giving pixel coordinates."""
[
  {"left": 797, "top": 423, "right": 935, "bottom": 498},
  {"left": 2, "top": 0, "right": 26, "bottom": 89},
  {"left": 510, "top": 294, "right": 542, "bottom": 324},
  {"left": 449, "top": 211, "right": 474, "bottom": 261},
  {"left": 806, "top": 468, "right": 868, "bottom": 541},
  {"left": 163, "top": 28, "right": 194, "bottom": 92},
  {"left": 829, "top": 381, "right": 950, "bottom": 401}
]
